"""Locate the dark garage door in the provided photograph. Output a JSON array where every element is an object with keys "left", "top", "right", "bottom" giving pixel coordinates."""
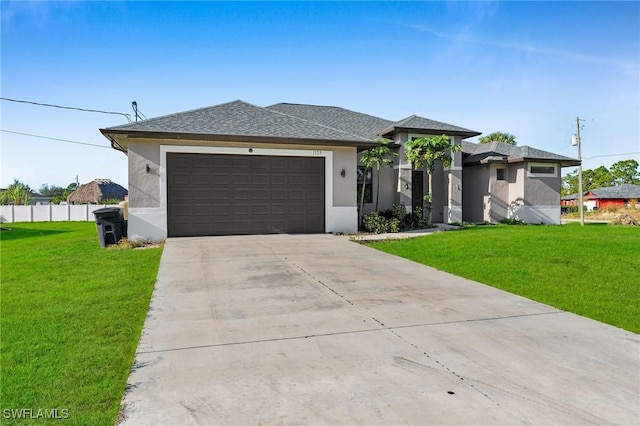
[{"left": 167, "top": 153, "right": 325, "bottom": 237}]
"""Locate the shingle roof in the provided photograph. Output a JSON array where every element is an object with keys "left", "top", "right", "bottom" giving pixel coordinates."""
[
  {"left": 586, "top": 184, "right": 640, "bottom": 199},
  {"left": 381, "top": 115, "right": 481, "bottom": 138},
  {"left": 104, "top": 100, "right": 481, "bottom": 148},
  {"left": 561, "top": 193, "right": 579, "bottom": 200},
  {"left": 267, "top": 103, "right": 393, "bottom": 140},
  {"left": 462, "top": 141, "right": 579, "bottom": 165},
  {"left": 105, "top": 100, "right": 373, "bottom": 143}
]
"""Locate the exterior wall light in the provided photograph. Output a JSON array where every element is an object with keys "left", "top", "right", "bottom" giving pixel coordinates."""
[
  {"left": 341, "top": 169, "right": 346, "bottom": 178},
  {"left": 145, "top": 164, "right": 150, "bottom": 173}
]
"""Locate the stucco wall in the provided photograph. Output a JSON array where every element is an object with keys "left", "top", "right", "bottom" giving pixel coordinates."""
[
  {"left": 332, "top": 147, "right": 357, "bottom": 207},
  {"left": 462, "top": 161, "right": 562, "bottom": 225},
  {"left": 489, "top": 165, "right": 509, "bottom": 222},
  {"left": 376, "top": 166, "right": 398, "bottom": 211},
  {"left": 524, "top": 166, "right": 561, "bottom": 206},
  {"left": 505, "top": 163, "right": 561, "bottom": 224},
  {"left": 462, "top": 165, "right": 489, "bottom": 223},
  {"left": 128, "top": 140, "right": 161, "bottom": 208},
  {"left": 508, "top": 164, "right": 525, "bottom": 207}
]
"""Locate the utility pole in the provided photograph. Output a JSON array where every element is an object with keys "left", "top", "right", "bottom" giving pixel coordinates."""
[
  {"left": 132, "top": 101, "right": 139, "bottom": 122},
  {"left": 572, "top": 117, "right": 585, "bottom": 226}
]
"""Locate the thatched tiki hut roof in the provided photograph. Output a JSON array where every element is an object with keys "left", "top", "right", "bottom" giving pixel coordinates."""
[{"left": 67, "top": 179, "right": 128, "bottom": 204}]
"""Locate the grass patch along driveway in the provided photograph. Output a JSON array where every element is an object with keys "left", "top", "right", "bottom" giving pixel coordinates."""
[
  {"left": 1, "top": 222, "right": 162, "bottom": 425},
  {"left": 370, "top": 223, "right": 639, "bottom": 334}
]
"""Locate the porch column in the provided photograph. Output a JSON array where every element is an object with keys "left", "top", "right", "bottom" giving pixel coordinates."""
[
  {"left": 444, "top": 136, "right": 463, "bottom": 222},
  {"left": 395, "top": 135, "right": 412, "bottom": 211}
]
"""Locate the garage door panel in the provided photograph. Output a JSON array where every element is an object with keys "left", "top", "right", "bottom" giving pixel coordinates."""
[
  {"left": 307, "top": 175, "right": 324, "bottom": 186},
  {"left": 232, "top": 157, "right": 251, "bottom": 168},
  {"left": 270, "top": 204, "right": 287, "bottom": 215},
  {"left": 252, "top": 173, "right": 269, "bottom": 183},
  {"left": 269, "top": 158, "right": 288, "bottom": 169},
  {"left": 211, "top": 175, "right": 230, "bottom": 185},
  {"left": 270, "top": 175, "right": 287, "bottom": 185},
  {"left": 213, "top": 206, "right": 231, "bottom": 215},
  {"left": 167, "top": 153, "right": 325, "bottom": 237},
  {"left": 233, "top": 190, "right": 250, "bottom": 200},
  {"left": 270, "top": 189, "right": 287, "bottom": 200},
  {"left": 213, "top": 189, "right": 230, "bottom": 200},
  {"left": 253, "top": 189, "right": 269, "bottom": 200},
  {"left": 288, "top": 189, "right": 305, "bottom": 200}
]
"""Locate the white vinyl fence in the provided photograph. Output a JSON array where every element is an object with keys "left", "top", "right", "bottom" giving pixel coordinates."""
[{"left": 0, "top": 204, "right": 121, "bottom": 223}]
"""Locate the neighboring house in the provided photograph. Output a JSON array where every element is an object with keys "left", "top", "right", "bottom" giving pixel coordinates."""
[
  {"left": 100, "top": 100, "right": 578, "bottom": 241},
  {"left": 67, "top": 179, "right": 128, "bottom": 204},
  {"left": 29, "top": 192, "right": 52, "bottom": 205},
  {"left": 562, "top": 184, "right": 640, "bottom": 210}
]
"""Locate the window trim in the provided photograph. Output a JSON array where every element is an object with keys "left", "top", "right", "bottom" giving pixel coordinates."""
[
  {"left": 527, "top": 162, "right": 557, "bottom": 178},
  {"left": 496, "top": 168, "right": 506, "bottom": 181}
]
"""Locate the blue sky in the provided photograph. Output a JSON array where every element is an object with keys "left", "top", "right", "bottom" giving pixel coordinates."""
[{"left": 2, "top": 1, "right": 639, "bottom": 190}]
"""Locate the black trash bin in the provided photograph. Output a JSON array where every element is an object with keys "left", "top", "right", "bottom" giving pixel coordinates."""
[{"left": 93, "top": 207, "right": 125, "bottom": 247}]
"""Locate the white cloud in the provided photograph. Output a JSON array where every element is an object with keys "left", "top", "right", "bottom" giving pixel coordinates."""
[{"left": 404, "top": 23, "right": 639, "bottom": 75}]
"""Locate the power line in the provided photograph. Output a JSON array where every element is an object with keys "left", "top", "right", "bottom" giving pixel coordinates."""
[
  {"left": 1, "top": 129, "right": 112, "bottom": 149},
  {"left": 0, "top": 97, "right": 132, "bottom": 122},
  {"left": 583, "top": 152, "right": 640, "bottom": 160}
]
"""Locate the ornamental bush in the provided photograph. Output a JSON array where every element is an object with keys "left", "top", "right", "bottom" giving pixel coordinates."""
[{"left": 362, "top": 212, "right": 400, "bottom": 234}]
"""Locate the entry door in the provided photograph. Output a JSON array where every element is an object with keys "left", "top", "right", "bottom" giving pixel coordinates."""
[{"left": 411, "top": 170, "right": 423, "bottom": 213}]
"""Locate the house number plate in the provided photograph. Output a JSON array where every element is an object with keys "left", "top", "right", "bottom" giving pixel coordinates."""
[{"left": 312, "top": 150, "right": 322, "bottom": 155}]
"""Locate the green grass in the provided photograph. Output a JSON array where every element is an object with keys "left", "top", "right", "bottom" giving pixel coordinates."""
[
  {"left": 370, "top": 223, "right": 640, "bottom": 334},
  {"left": 1, "top": 222, "right": 163, "bottom": 425}
]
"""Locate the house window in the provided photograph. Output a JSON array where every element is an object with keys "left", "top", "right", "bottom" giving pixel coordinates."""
[
  {"left": 357, "top": 166, "right": 372, "bottom": 204},
  {"left": 496, "top": 168, "right": 506, "bottom": 181},
  {"left": 528, "top": 163, "right": 557, "bottom": 177}
]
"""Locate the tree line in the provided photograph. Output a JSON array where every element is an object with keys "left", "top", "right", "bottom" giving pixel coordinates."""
[
  {"left": 0, "top": 180, "right": 78, "bottom": 205},
  {"left": 561, "top": 159, "right": 639, "bottom": 196}
]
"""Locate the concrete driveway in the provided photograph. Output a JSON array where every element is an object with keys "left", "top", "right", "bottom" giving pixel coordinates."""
[{"left": 121, "top": 234, "right": 639, "bottom": 425}]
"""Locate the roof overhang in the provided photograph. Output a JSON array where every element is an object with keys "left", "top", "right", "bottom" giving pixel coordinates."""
[
  {"left": 99, "top": 129, "right": 382, "bottom": 154},
  {"left": 379, "top": 126, "right": 481, "bottom": 139},
  {"left": 508, "top": 157, "right": 581, "bottom": 167},
  {"left": 464, "top": 154, "right": 581, "bottom": 167},
  {"left": 479, "top": 156, "right": 509, "bottom": 164}
]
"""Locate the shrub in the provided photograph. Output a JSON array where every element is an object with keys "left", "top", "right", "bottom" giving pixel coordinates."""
[
  {"left": 364, "top": 204, "right": 434, "bottom": 233},
  {"left": 362, "top": 212, "right": 401, "bottom": 234},
  {"left": 380, "top": 203, "right": 414, "bottom": 230},
  {"left": 363, "top": 212, "right": 387, "bottom": 234},
  {"left": 499, "top": 217, "right": 525, "bottom": 225},
  {"left": 406, "top": 207, "right": 432, "bottom": 229},
  {"left": 387, "top": 217, "right": 400, "bottom": 233}
]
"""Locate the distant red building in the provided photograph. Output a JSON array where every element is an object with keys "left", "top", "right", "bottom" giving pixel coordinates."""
[{"left": 561, "top": 184, "right": 640, "bottom": 210}]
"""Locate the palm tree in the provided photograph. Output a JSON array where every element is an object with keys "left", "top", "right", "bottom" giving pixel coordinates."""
[
  {"left": 479, "top": 131, "right": 516, "bottom": 145},
  {"left": 0, "top": 179, "right": 32, "bottom": 205},
  {"left": 404, "top": 135, "right": 461, "bottom": 223},
  {"left": 359, "top": 139, "right": 397, "bottom": 221}
]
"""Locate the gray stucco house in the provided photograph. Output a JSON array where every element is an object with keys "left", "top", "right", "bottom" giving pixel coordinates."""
[{"left": 100, "top": 100, "right": 578, "bottom": 241}]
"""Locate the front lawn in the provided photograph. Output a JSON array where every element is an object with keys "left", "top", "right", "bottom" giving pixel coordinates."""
[
  {"left": 369, "top": 223, "right": 639, "bottom": 334},
  {"left": 0, "top": 222, "right": 163, "bottom": 425}
]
